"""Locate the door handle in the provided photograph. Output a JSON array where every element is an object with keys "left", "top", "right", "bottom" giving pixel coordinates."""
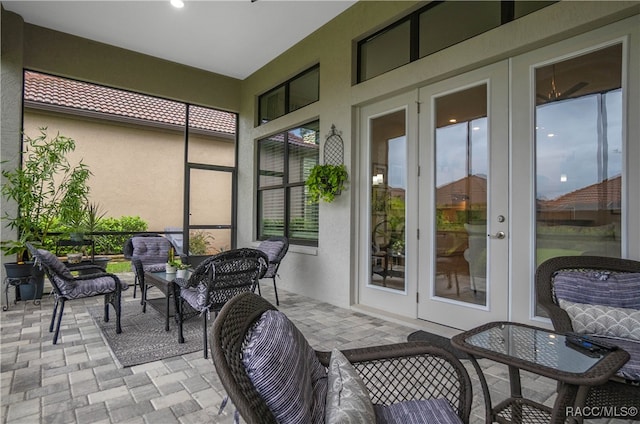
[{"left": 488, "top": 231, "right": 505, "bottom": 239}]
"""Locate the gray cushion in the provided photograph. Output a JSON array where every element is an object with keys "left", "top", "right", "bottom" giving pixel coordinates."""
[
  {"left": 243, "top": 310, "right": 327, "bottom": 424},
  {"left": 257, "top": 239, "right": 285, "bottom": 278},
  {"left": 131, "top": 237, "right": 172, "bottom": 265},
  {"left": 374, "top": 398, "right": 463, "bottom": 424},
  {"left": 554, "top": 271, "right": 640, "bottom": 308},
  {"left": 37, "top": 249, "right": 74, "bottom": 279},
  {"left": 325, "top": 348, "right": 375, "bottom": 424}
]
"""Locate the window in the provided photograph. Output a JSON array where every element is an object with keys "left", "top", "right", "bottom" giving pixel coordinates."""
[
  {"left": 258, "top": 65, "right": 319, "bottom": 124},
  {"left": 257, "top": 121, "right": 320, "bottom": 245},
  {"left": 357, "top": 1, "right": 555, "bottom": 82}
]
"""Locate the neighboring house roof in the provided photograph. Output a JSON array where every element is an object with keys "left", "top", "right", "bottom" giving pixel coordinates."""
[
  {"left": 23, "top": 71, "right": 236, "bottom": 135},
  {"left": 436, "top": 174, "right": 488, "bottom": 206},
  {"left": 539, "top": 175, "right": 622, "bottom": 210}
]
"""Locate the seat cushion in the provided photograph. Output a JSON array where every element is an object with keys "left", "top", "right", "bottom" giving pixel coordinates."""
[
  {"left": 374, "top": 398, "right": 463, "bottom": 424},
  {"left": 325, "top": 348, "right": 375, "bottom": 424},
  {"left": 243, "top": 310, "right": 327, "bottom": 424},
  {"left": 57, "top": 275, "right": 121, "bottom": 299}
]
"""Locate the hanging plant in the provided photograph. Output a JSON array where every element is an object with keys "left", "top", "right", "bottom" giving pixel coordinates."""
[{"left": 305, "top": 164, "right": 348, "bottom": 203}]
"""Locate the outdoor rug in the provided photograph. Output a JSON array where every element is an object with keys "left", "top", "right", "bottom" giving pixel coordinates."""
[
  {"left": 87, "top": 299, "right": 203, "bottom": 367},
  {"left": 407, "top": 330, "right": 470, "bottom": 360}
]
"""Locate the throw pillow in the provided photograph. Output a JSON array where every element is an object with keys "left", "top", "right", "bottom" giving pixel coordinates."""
[
  {"left": 325, "top": 348, "right": 376, "bottom": 424},
  {"left": 242, "top": 310, "right": 327, "bottom": 424}
]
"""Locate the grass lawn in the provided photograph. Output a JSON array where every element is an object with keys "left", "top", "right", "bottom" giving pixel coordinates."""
[{"left": 106, "top": 260, "right": 131, "bottom": 274}]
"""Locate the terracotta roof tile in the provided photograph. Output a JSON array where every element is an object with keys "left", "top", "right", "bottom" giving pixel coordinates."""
[{"left": 24, "top": 71, "right": 236, "bottom": 135}]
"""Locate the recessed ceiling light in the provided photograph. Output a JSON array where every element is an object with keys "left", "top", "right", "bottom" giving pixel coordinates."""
[
  {"left": 171, "top": 0, "right": 184, "bottom": 9},
  {"left": 449, "top": 119, "right": 457, "bottom": 123}
]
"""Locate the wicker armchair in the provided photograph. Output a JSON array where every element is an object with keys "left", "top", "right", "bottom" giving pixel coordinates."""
[
  {"left": 211, "top": 292, "right": 473, "bottom": 424},
  {"left": 175, "top": 248, "right": 268, "bottom": 359},
  {"left": 255, "top": 236, "right": 289, "bottom": 306},
  {"left": 536, "top": 255, "right": 640, "bottom": 420},
  {"left": 27, "top": 243, "right": 127, "bottom": 344}
]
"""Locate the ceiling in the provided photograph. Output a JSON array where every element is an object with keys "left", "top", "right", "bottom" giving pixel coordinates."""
[{"left": 2, "top": 0, "right": 356, "bottom": 80}]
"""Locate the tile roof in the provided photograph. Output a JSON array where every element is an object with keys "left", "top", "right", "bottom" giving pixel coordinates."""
[
  {"left": 23, "top": 71, "right": 236, "bottom": 135},
  {"left": 539, "top": 175, "right": 622, "bottom": 210}
]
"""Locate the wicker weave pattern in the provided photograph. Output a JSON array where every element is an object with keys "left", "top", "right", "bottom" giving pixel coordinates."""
[
  {"left": 210, "top": 292, "right": 473, "bottom": 424},
  {"left": 176, "top": 248, "right": 268, "bottom": 359}
]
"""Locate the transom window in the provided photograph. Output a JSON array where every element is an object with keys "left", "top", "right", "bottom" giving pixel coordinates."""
[{"left": 258, "top": 65, "right": 320, "bottom": 125}]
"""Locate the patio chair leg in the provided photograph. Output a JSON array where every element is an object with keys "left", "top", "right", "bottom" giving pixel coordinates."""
[
  {"left": 115, "top": 295, "right": 122, "bottom": 334},
  {"left": 272, "top": 277, "right": 279, "bottom": 306},
  {"left": 104, "top": 296, "right": 110, "bottom": 323},
  {"left": 49, "top": 298, "right": 59, "bottom": 333},
  {"left": 133, "top": 274, "right": 138, "bottom": 299},
  {"left": 177, "top": 299, "right": 185, "bottom": 344},
  {"left": 52, "top": 299, "right": 66, "bottom": 345},
  {"left": 202, "top": 313, "right": 208, "bottom": 359}
]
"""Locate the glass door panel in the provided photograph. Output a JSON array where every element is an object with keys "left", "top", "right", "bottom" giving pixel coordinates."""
[
  {"left": 535, "top": 44, "right": 623, "bottom": 264},
  {"left": 370, "top": 110, "right": 407, "bottom": 291},
  {"left": 434, "top": 85, "right": 488, "bottom": 306}
]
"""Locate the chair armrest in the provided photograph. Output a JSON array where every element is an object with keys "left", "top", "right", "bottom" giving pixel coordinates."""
[{"left": 324, "top": 342, "right": 472, "bottom": 421}]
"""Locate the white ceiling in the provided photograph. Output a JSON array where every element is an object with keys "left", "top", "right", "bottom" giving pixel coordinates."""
[{"left": 2, "top": 0, "right": 356, "bottom": 80}]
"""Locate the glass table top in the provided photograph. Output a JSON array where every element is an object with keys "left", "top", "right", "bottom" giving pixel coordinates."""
[{"left": 466, "top": 323, "right": 603, "bottom": 374}]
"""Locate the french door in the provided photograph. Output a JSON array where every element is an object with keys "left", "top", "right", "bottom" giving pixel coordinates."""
[
  {"left": 417, "top": 62, "right": 510, "bottom": 329},
  {"left": 359, "top": 91, "right": 418, "bottom": 314}
]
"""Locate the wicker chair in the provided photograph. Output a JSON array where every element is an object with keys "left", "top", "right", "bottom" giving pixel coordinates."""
[
  {"left": 211, "top": 292, "right": 473, "bottom": 424},
  {"left": 175, "top": 248, "right": 268, "bottom": 359},
  {"left": 254, "top": 236, "right": 289, "bottom": 306},
  {"left": 123, "top": 234, "right": 173, "bottom": 301},
  {"left": 536, "top": 255, "right": 640, "bottom": 420},
  {"left": 27, "top": 243, "right": 127, "bottom": 344}
]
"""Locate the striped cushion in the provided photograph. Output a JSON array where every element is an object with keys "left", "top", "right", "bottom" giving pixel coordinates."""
[
  {"left": 243, "top": 310, "right": 327, "bottom": 424},
  {"left": 553, "top": 271, "right": 640, "bottom": 308},
  {"left": 325, "top": 348, "right": 375, "bottom": 423},
  {"left": 374, "top": 398, "right": 463, "bottom": 424},
  {"left": 257, "top": 239, "right": 285, "bottom": 278}
]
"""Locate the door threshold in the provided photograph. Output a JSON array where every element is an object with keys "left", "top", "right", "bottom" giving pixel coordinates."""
[{"left": 350, "top": 303, "right": 463, "bottom": 339}]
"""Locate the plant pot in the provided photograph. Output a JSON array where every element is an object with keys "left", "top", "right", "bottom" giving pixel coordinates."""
[
  {"left": 67, "top": 253, "right": 83, "bottom": 264},
  {"left": 165, "top": 263, "right": 177, "bottom": 274},
  {"left": 3, "top": 262, "right": 45, "bottom": 301},
  {"left": 176, "top": 269, "right": 190, "bottom": 279}
]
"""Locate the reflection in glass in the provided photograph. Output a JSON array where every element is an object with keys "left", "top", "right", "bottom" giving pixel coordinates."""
[
  {"left": 534, "top": 44, "right": 623, "bottom": 316},
  {"left": 434, "top": 84, "right": 487, "bottom": 306},
  {"left": 370, "top": 110, "right": 406, "bottom": 291},
  {"left": 535, "top": 45, "right": 622, "bottom": 263}
]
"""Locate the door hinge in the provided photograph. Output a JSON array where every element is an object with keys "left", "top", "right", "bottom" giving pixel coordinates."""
[
  {"left": 416, "top": 101, "right": 421, "bottom": 114},
  {"left": 416, "top": 292, "right": 419, "bottom": 303},
  {"left": 417, "top": 228, "right": 420, "bottom": 240},
  {"left": 418, "top": 165, "right": 421, "bottom": 177}
]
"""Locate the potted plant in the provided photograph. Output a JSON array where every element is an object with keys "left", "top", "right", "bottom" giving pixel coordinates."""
[
  {"left": 1, "top": 128, "right": 91, "bottom": 300},
  {"left": 175, "top": 262, "right": 190, "bottom": 279},
  {"left": 186, "top": 230, "right": 216, "bottom": 268},
  {"left": 305, "top": 164, "right": 348, "bottom": 203}
]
